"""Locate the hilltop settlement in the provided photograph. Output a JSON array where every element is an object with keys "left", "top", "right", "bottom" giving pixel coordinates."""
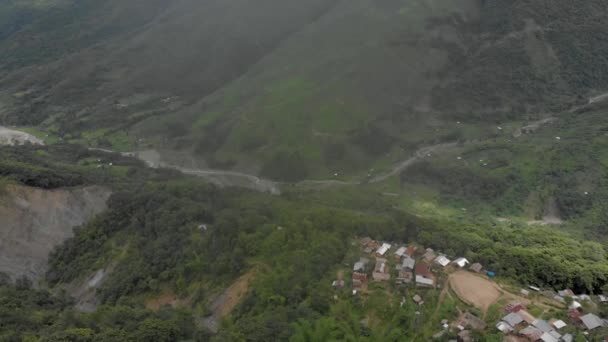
[{"left": 334, "top": 237, "right": 608, "bottom": 341}]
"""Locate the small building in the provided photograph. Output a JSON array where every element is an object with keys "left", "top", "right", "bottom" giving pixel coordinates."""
[
  {"left": 520, "top": 289, "right": 530, "bottom": 297},
  {"left": 599, "top": 294, "right": 608, "bottom": 303},
  {"left": 569, "top": 301, "right": 582, "bottom": 310},
  {"left": 551, "top": 319, "right": 567, "bottom": 330},
  {"left": 580, "top": 313, "right": 605, "bottom": 330},
  {"left": 435, "top": 255, "right": 451, "bottom": 267},
  {"left": 539, "top": 331, "right": 559, "bottom": 342},
  {"left": 519, "top": 326, "right": 543, "bottom": 341},
  {"left": 406, "top": 245, "right": 417, "bottom": 257},
  {"left": 416, "top": 275, "right": 434, "bottom": 287},
  {"left": 402, "top": 255, "right": 416, "bottom": 271},
  {"left": 469, "top": 263, "right": 482, "bottom": 273},
  {"left": 502, "top": 312, "right": 524, "bottom": 328},
  {"left": 554, "top": 295, "right": 565, "bottom": 303},
  {"left": 413, "top": 294, "right": 423, "bottom": 305},
  {"left": 361, "top": 238, "right": 380, "bottom": 254},
  {"left": 372, "top": 258, "right": 390, "bottom": 281},
  {"left": 396, "top": 270, "right": 413, "bottom": 284},
  {"left": 423, "top": 248, "right": 436, "bottom": 262},
  {"left": 558, "top": 289, "right": 575, "bottom": 298},
  {"left": 517, "top": 310, "right": 536, "bottom": 324},
  {"left": 528, "top": 285, "right": 541, "bottom": 292},
  {"left": 352, "top": 272, "right": 368, "bottom": 289},
  {"left": 561, "top": 333, "right": 573, "bottom": 342},
  {"left": 496, "top": 321, "right": 513, "bottom": 333},
  {"left": 532, "top": 319, "right": 553, "bottom": 333},
  {"left": 394, "top": 246, "right": 407, "bottom": 259},
  {"left": 578, "top": 294, "right": 591, "bottom": 301},
  {"left": 505, "top": 302, "right": 524, "bottom": 313},
  {"left": 376, "top": 243, "right": 392, "bottom": 256},
  {"left": 353, "top": 258, "right": 369, "bottom": 272},
  {"left": 452, "top": 257, "right": 469, "bottom": 268},
  {"left": 415, "top": 262, "right": 431, "bottom": 278},
  {"left": 459, "top": 312, "right": 486, "bottom": 331}
]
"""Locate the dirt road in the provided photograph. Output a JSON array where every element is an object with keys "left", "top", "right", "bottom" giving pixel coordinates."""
[
  {"left": 91, "top": 143, "right": 457, "bottom": 195},
  {"left": 370, "top": 143, "right": 458, "bottom": 183}
]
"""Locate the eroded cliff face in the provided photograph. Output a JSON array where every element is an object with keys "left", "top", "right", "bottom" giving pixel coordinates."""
[{"left": 0, "top": 185, "right": 111, "bottom": 283}]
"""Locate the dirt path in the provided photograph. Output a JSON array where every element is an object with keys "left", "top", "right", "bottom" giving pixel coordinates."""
[
  {"left": 90, "top": 143, "right": 458, "bottom": 194},
  {"left": 589, "top": 91, "right": 608, "bottom": 104},
  {"left": 370, "top": 143, "right": 458, "bottom": 183}
]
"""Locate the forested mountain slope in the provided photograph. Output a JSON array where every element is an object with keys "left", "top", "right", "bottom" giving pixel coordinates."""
[
  {"left": 1, "top": 143, "right": 608, "bottom": 341},
  {"left": 2, "top": 1, "right": 608, "bottom": 340},
  {"left": 0, "top": 0, "right": 606, "bottom": 179}
]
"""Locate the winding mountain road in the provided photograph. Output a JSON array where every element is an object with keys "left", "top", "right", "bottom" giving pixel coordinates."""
[
  {"left": 118, "top": 143, "right": 459, "bottom": 195},
  {"left": 14, "top": 91, "right": 608, "bottom": 194}
]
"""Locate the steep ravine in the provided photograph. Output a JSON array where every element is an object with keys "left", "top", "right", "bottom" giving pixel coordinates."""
[{"left": 0, "top": 185, "right": 111, "bottom": 284}]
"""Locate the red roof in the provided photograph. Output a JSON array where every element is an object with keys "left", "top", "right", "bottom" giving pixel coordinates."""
[
  {"left": 506, "top": 303, "right": 524, "bottom": 313},
  {"left": 415, "top": 262, "right": 430, "bottom": 277},
  {"left": 352, "top": 272, "right": 368, "bottom": 282},
  {"left": 406, "top": 245, "right": 417, "bottom": 257}
]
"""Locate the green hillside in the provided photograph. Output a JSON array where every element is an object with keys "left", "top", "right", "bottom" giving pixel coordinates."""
[
  {"left": 0, "top": 0, "right": 606, "bottom": 179},
  {"left": 2, "top": 1, "right": 608, "bottom": 340},
  {"left": 2, "top": 144, "right": 608, "bottom": 341}
]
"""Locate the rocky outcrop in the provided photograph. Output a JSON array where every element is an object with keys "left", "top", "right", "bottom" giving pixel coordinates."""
[
  {"left": 0, "top": 126, "right": 44, "bottom": 146},
  {"left": 0, "top": 185, "right": 111, "bottom": 284}
]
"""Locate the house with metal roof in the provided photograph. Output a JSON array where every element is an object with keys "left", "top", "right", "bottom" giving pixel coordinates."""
[
  {"left": 539, "top": 331, "right": 559, "bottom": 342},
  {"left": 519, "top": 326, "right": 542, "bottom": 340},
  {"left": 402, "top": 255, "right": 415, "bottom": 270},
  {"left": 435, "top": 255, "right": 451, "bottom": 267},
  {"left": 376, "top": 243, "right": 391, "bottom": 256},
  {"left": 422, "top": 248, "right": 436, "bottom": 262},
  {"left": 415, "top": 275, "right": 434, "bottom": 287},
  {"left": 551, "top": 319, "right": 567, "bottom": 330},
  {"left": 394, "top": 246, "right": 407, "bottom": 258},
  {"left": 372, "top": 258, "right": 390, "bottom": 281},
  {"left": 499, "top": 312, "right": 523, "bottom": 330},
  {"left": 469, "top": 262, "right": 482, "bottom": 273},
  {"left": 580, "top": 313, "right": 605, "bottom": 330},
  {"left": 452, "top": 257, "right": 469, "bottom": 268},
  {"left": 532, "top": 319, "right": 553, "bottom": 333},
  {"left": 495, "top": 321, "right": 513, "bottom": 333}
]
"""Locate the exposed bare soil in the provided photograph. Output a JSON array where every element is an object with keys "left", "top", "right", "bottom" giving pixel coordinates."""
[
  {"left": 0, "top": 185, "right": 110, "bottom": 283},
  {"left": 449, "top": 271, "right": 502, "bottom": 312}
]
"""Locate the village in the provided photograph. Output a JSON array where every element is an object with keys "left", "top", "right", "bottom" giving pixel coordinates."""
[{"left": 331, "top": 237, "right": 608, "bottom": 341}]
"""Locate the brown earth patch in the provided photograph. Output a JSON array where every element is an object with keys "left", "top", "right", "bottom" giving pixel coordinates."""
[
  {"left": 449, "top": 271, "right": 502, "bottom": 312},
  {"left": 146, "top": 292, "right": 179, "bottom": 311}
]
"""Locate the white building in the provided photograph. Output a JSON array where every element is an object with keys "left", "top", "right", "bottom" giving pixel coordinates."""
[
  {"left": 376, "top": 243, "right": 391, "bottom": 256},
  {"left": 452, "top": 257, "right": 469, "bottom": 268},
  {"left": 435, "top": 255, "right": 450, "bottom": 267}
]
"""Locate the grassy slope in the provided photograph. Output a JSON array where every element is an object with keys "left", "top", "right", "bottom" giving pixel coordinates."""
[
  {"left": 396, "top": 101, "right": 608, "bottom": 243},
  {"left": 0, "top": 0, "right": 606, "bottom": 180}
]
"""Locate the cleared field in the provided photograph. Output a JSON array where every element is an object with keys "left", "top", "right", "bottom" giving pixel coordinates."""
[{"left": 449, "top": 271, "right": 502, "bottom": 312}]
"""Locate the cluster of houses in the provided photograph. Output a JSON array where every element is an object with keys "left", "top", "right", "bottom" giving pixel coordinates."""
[
  {"left": 348, "top": 238, "right": 483, "bottom": 292},
  {"left": 495, "top": 289, "right": 608, "bottom": 341}
]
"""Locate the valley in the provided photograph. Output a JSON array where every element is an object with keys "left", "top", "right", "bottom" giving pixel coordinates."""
[{"left": 1, "top": 0, "right": 608, "bottom": 341}]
